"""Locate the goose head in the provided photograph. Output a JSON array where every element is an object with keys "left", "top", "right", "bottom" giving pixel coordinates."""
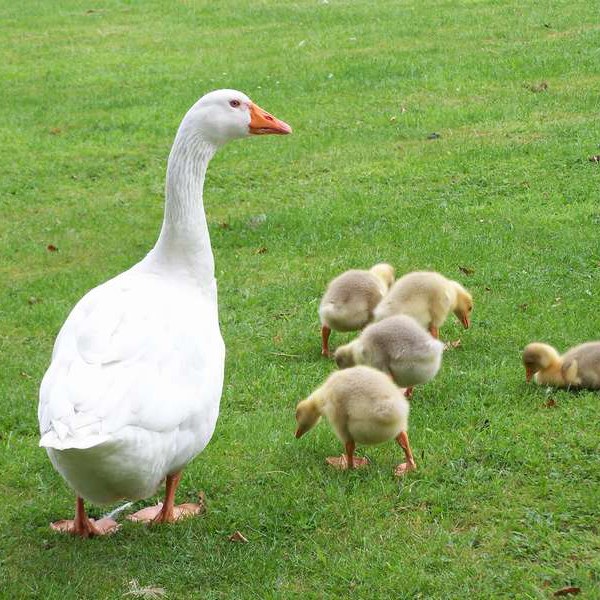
[{"left": 185, "top": 89, "right": 292, "bottom": 146}]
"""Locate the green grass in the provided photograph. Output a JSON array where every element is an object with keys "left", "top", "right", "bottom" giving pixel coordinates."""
[{"left": 1, "top": 0, "right": 600, "bottom": 597}]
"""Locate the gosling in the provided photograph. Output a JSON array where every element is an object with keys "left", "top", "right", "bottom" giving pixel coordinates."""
[
  {"left": 319, "top": 263, "right": 395, "bottom": 356},
  {"left": 334, "top": 315, "right": 444, "bottom": 397},
  {"left": 374, "top": 271, "right": 473, "bottom": 338},
  {"left": 523, "top": 341, "right": 600, "bottom": 389},
  {"left": 295, "top": 366, "right": 416, "bottom": 476}
]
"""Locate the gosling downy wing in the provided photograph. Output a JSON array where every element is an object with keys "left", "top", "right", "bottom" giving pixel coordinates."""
[
  {"left": 561, "top": 342, "right": 600, "bottom": 389},
  {"left": 319, "top": 270, "right": 384, "bottom": 331}
]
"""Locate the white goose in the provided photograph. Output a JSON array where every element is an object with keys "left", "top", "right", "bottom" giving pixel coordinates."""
[{"left": 38, "top": 89, "right": 292, "bottom": 537}]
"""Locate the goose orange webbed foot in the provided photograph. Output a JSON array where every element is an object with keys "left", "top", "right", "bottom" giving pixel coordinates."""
[
  {"left": 51, "top": 497, "right": 119, "bottom": 538},
  {"left": 51, "top": 517, "right": 119, "bottom": 537},
  {"left": 128, "top": 502, "right": 203, "bottom": 524},
  {"left": 127, "top": 472, "right": 205, "bottom": 525}
]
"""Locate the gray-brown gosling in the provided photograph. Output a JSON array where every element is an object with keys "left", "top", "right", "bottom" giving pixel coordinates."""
[
  {"left": 294, "top": 365, "right": 416, "bottom": 476},
  {"left": 523, "top": 341, "right": 600, "bottom": 389},
  {"left": 334, "top": 315, "right": 444, "bottom": 398},
  {"left": 374, "top": 271, "right": 473, "bottom": 339},
  {"left": 318, "top": 263, "right": 395, "bottom": 356}
]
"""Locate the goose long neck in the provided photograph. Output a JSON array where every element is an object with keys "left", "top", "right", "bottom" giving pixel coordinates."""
[{"left": 151, "top": 125, "right": 218, "bottom": 282}]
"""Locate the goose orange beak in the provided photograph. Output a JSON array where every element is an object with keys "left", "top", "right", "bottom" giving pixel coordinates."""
[
  {"left": 249, "top": 103, "right": 292, "bottom": 135},
  {"left": 295, "top": 427, "right": 304, "bottom": 439},
  {"left": 461, "top": 315, "right": 470, "bottom": 329},
  {"left": 525, "top": 367, "right": 533, "bottom": 383}
]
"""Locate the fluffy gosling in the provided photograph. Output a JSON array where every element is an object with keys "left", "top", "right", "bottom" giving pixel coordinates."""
[
  {"left": 523, "top": 341, "right": 600, "bottom": 389},
  {"left": 334, "top": 315, "right": 444, "bottom": 397},
  {"left": 374, "top": 271, "right": 473, "bottom": 338},
  {"left": 318, "top": 263, "right": 395, "bottom": 356},
  {"left": 295, "top": 366, "right": 416, "bottom": 476}
]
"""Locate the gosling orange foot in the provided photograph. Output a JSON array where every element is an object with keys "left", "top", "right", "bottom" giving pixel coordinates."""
[
  {"left": 325, "top": 455, "right": 369, "bottom": 470},
  {"left": 394, "top": 431, "right": 417, "bottom": 477},
  {"left": 405, "top": 386, "right": 414, "bottom": 398},
  {"left": 394, "top": 461, "right": 417, "bottom": 477},
  {"left": 128, "top": 501, "right": 203, "bottom": 524}
]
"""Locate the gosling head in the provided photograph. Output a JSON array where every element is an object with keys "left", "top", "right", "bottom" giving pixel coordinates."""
[
  {"left": 369, "top": 263, "right": 395, "bottom": 291},
  {"left": 522, "top": 343, "right": 561, "bottom": 382},
  {"left": 334, "top": 343, "right": 357, "bottom": 369},
  {"left": 295, "top": 397, "right": 322, "bottom": 439},
  {"left": 452, "top": 282, "right": 473, "bottom": 329}
]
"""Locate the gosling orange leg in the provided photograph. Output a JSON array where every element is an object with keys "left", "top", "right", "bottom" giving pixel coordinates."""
[
  {"left": 128, "top": 472, "right": 203, "bottom": 524},
  {"left": 345, "top": 440, "right": 355, "bottom": 469},
  {"left": 326, "top": 440, "right": 369, "bottom": 469},
  {"left": 394, "top": 431, "right": 417, "bottom": 477},
  {"left": 321, "top": 325, "right": 331, "bottom": 357},
  {"left": 428, "top": 325, "right": 439, "bottom": 339},
  {"left": 51, "top": 496, "right": 118, "bottom": 538},
  {"left": 405, "top": 387, "right": 414, "bottom": 398}
]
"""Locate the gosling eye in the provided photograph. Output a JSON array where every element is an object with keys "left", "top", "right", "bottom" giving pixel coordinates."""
[{"left": 229, "top": 99, "right": 241, "bottom": 108}]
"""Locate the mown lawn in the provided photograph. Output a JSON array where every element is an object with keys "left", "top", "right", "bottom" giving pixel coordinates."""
[{"left": 1, "top": 0, "right": 599, "bottom": 598}]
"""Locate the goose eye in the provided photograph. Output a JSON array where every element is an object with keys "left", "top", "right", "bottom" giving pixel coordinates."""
[{"left": 229, "top": 99, "right": 241, "bottom": 108}]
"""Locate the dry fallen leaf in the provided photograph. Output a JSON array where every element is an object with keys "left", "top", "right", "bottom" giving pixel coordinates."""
[
  {"left": 588, "top": 155, "right": 600, "bottom": 163},
  {"left": 526, "top": 81, "right": 548, "bottom": 93},
  {"left": 217, "top": 221, "right": 230, "bottom": 229},
  {"left": 20, "top": 371, "right": 32, "bottom": 379},
  {"left": 519, "top": 303, "right": 528, "bottom": 311},
  {"left": 28, "top": 296, "right": 41, "bottom": 305},
  {"left": 459, "top": 265, "right": 475, "bottom": 276},
  {"left": 553, "top": 587, "right": 580, "bottom": 597},
  {"left": 444, "top": 340, "right": 462, "bottom": 350},
  {"left": 49, "top": 127, "right": 62, "bottom": 135},
  {"left": 47, "top": 244, "right": 58, "bottom": 252},
  {"left": 123, "top": 579, "right": 166, "bottom": 599},
  {"left": 228, "top": 530, "right": 249, "bottom": 543},
  {"left": 254, "top": 246, "right": 268, "bottom": 255},
  {"left": 544, "top": 398, "right": 557, "bottom": 408},
  {"left": 197, "top": 490, "right": 207, "bottom": 511},
  {"left": 247, "top": 214, "right": 267, "bottom": 229}
]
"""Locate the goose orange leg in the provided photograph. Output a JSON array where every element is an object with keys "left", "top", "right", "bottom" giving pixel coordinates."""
[
  {"left": 394, "top": 431, "right": 417, "bottom": 477},
  {"left": 128, "top": 472, "right": 203, "bottom": 524},
  {"left": 428, "top": 325, "right": 439, "bottom": 339},
  {"left": 326, "top": 440, "right": 369, "bottom": 470},
  {"left": 321, "top": 325, "right": 331, "bottom": 357},
  {"left": 51, "top": 496, "right": 119, "bottom": 538},
  {"left": 405, "top": 386, "right": 414, "bottom": 398}
]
